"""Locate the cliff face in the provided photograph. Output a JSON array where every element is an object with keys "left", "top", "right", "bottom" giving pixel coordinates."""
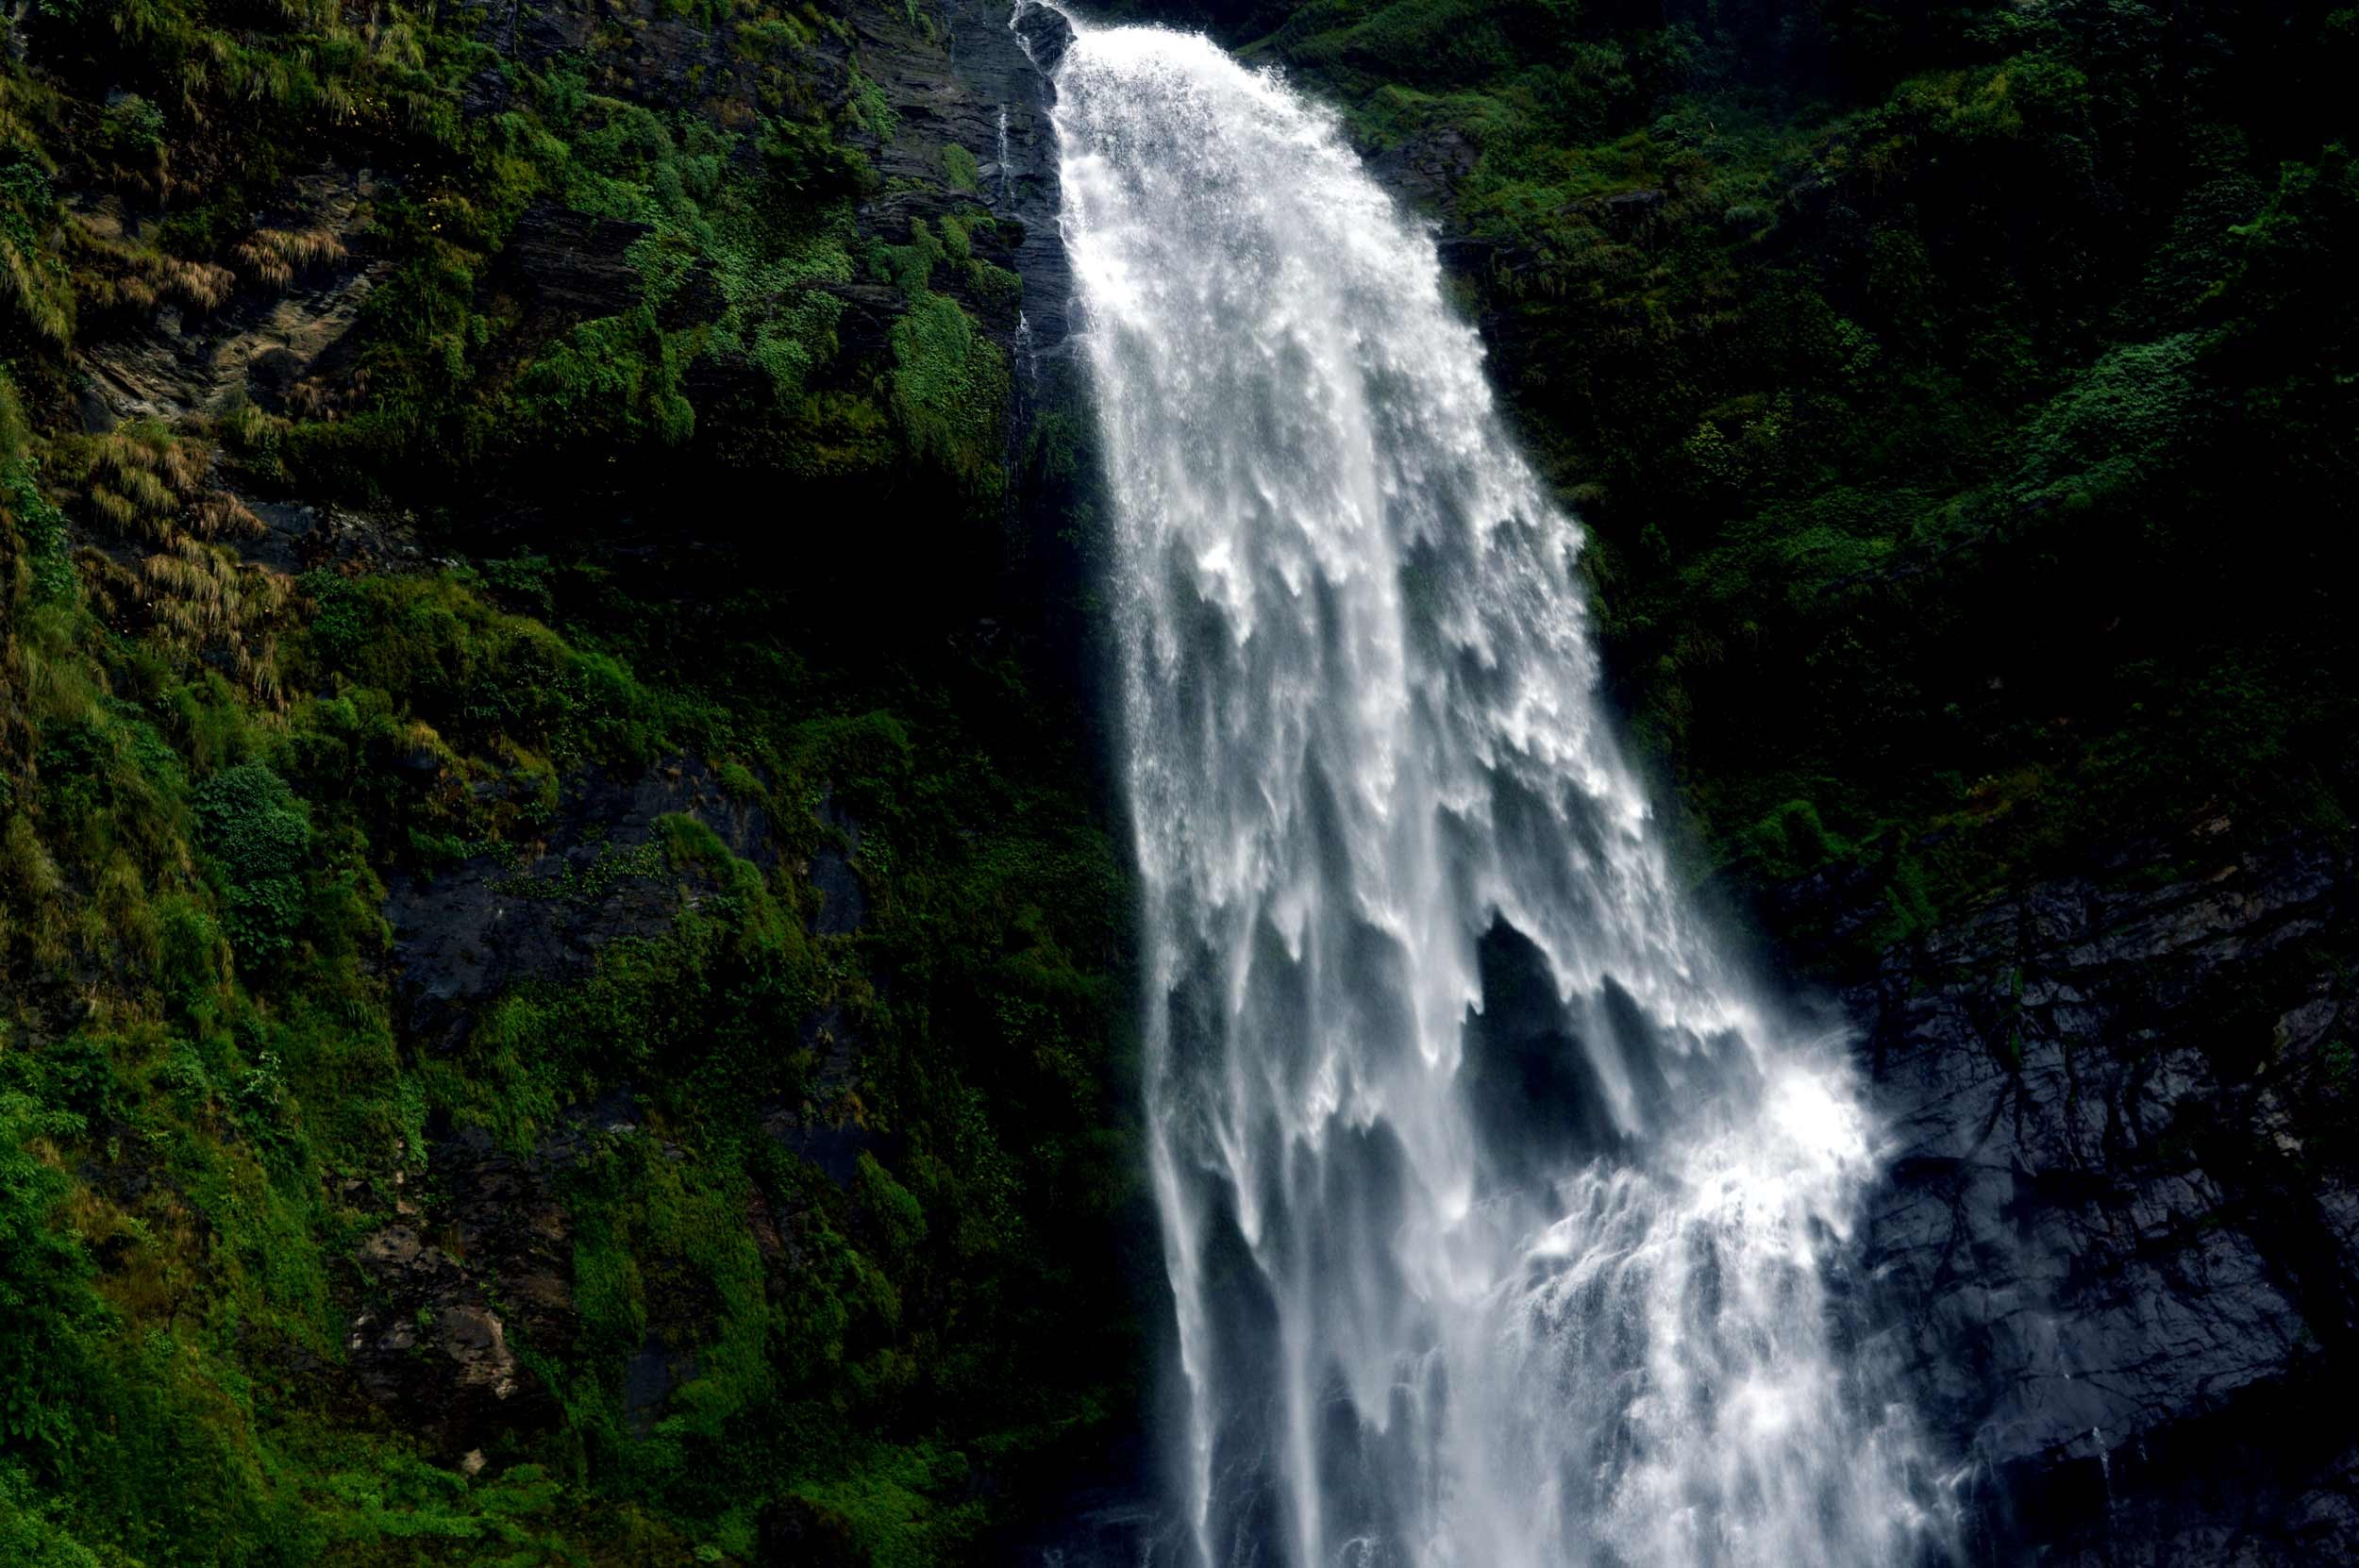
[
  {"left": 0, "top": 2, "right": 1145, "bottom": 1562},
  {"left": 6, "top": 1, "right": 2353, "bottom": 1562},
  {"left": 1831, "top": 826, "right": 2359, "bottom": 1561}
]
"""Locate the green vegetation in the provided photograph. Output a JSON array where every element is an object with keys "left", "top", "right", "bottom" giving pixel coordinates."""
[
  {"left": 8, "top": 0, "right": 2351, "bottom": 1557},
  {"left": 1, "top": 1, "right": 1133, "bottom": 1564},
  {"left": 1171, "top": 0, "right": 2359, "bottom": 971}
]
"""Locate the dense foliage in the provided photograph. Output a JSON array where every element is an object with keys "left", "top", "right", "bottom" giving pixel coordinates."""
[
  {"left": 2, "top": 1, "right": 1135, "bottom": 1563},
  {"left": 1145, "top": 0, "right": 2358, "bottom": 968}
]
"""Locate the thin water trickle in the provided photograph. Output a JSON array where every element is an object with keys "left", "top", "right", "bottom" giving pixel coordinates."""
[
  {"left": 998, "top": 103, "right": 1015, "bottom": 207},
  {"left": 1043, "top": 8, "right": 1950, "bottom": 1565}
]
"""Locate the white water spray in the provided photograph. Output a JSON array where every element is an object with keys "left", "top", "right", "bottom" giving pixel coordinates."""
[{"left": 1043, "top": 11, "right": 1948, "bottom": 1565}]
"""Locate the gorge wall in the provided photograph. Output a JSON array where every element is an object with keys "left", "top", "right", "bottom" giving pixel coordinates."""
[{"left": 3, "top": 0, "right": 2355, "bottom": 1565}]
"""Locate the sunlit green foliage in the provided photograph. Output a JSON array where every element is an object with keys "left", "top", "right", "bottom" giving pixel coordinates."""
[{"left": 192, "top": 762, "right": 311, "bottom": 963}]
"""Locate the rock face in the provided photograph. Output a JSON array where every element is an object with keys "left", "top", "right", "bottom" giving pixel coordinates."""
[
  {"left": 484, "top": 205, "right": 653, "bottom": 336},
  {"left": 346, "top": 1126, "right": 570, "bottom": 1455},
  {"left": 831, "top": 0, "right": 1078, "bottom": 369},
  {"left": 76, "top": 168, "right": 384, "bottom": 428},
  {"left": 1832, "top": 828, "right": 2359, "bottom": 1561},
  {"left": 385, "top": 756, "right": 778, "bottom": 1052}
]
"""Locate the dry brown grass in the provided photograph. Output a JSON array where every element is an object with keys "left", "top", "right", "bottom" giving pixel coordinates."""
[
  {"left": 136, "top": 537, "right": 290, "bottom": 697},
  {"left": 68, "top": 212, "right": 236, "bottom": 314},
  {"left": 65, "top": 427, "right": 289, "bottom": 703},
  {"left": 232, "top": 225, "right": 348, "bottom": 290}
]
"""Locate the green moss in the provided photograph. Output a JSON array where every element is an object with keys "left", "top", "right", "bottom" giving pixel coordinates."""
[
  {"left": 0, "top": 4, "right": 1122, "bottom": 1561},
  {"left": 942, "top": 142, "right": 981, "bottom": 192},
  {"left": 510, "top": 308, "right": 697, "bottom": 452},
  {"left": 889, "top": 292, "right": 1010, "bottom": 499}
]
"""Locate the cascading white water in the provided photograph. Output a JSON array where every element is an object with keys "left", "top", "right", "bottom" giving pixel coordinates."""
[{"left": 1042, "top": 11, "right": 1949, "bottom": 1566}]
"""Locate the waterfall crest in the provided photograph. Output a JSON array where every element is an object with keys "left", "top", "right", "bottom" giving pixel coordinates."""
[{"left": 1046, "top": 12, "right": 1949, "bottom": 1564}]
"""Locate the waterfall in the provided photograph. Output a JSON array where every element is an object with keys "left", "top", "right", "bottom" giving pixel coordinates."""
[{"left": 1041, "top": 10, "right": 1949, "bottom": 1566}]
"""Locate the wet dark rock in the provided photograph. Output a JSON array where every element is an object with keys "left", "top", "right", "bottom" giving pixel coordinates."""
[
  {"left": 623, "top": 1328, "right": 696, "bottom": 1435},
  {"left": 345, "top": 1108, "right": 607, "bottom": 1455},
  {"left": 808, "top": 790, "right": 867, "bottom": 936},
  {"left": 466, "top": 0, "right": 671, "bottom": 78},
  {"left": 485, "top": 204, "right": 654, "bottom": 335},
  {"left": 770, "top": 1116, "right": 890, "bottom": 1188},
  {"left": 231, "top": 500, "right": 421, "bottom": 575},
  {"left": 244, "top": 344, "right": 304, "bottom": 408},
  {"left": 756, "top": 1494, "right": 870, "bottom": 1567},
  {"left": 1012, "top": 0, "right": 1077, "bottom": 75},
  {"left": 240, "top": 500, "right": 317, "bottom": 573},
  {"left": 1012, "top": 1488, "right": 1179, "bottom": 1568},
  {"left": 385, "top": 756, "right": 777, "bottom": 1051},
  {"left": 1817, "top": 829, "right": 2359, "bottom": 1561},
  {"left": 828, "top": 0, "right": 1078, "bottom": 362},
  {"left": 1460, "top": 917, "right": 1624, "bottom": 1181},
  {"left": 348, "top": 1209, "right": 556, "bottom": 1453},
  {"left": 1367, "top": 126, "right": 1479, "bottom": 218}
]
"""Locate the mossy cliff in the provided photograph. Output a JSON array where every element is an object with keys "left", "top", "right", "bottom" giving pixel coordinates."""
[
  {"left": 1, "top": 2, "right": 1132, "bottom": 1564},
  {"left": 1117, "top": 0, "right": 2357, "bottom": 962}
]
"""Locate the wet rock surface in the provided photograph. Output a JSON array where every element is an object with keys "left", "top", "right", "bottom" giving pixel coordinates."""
[
  {"left": 1822, "top": 828, "right": 2359, "bottom": 1560},
  {"left": 832, "top": 0, "right": 1077, "bottom": 364},
  {"left": 385, "top": 756, "right": 778, "bottom": 1051},
  {"left": 484, "top": 204, "right": 654, "bottom": 341},
  {"left": 346, "top": 1096, "right": 655, "bottom": 1456}
]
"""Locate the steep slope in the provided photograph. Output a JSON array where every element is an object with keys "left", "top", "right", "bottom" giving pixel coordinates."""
[{"left": 1, "top": 3, "right": 1141, "bottom": 1563}]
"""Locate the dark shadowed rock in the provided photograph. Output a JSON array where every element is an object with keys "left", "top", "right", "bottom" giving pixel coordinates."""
[
  {"left": 348, "top": 1200, "right": 557, "bottom": 1452},
  {"left": 1012, "top": 0, "right": 1077, "bottom": 75},
  {"left": 1367, "top": 126, "right": 1479, "bottom": 218},
  {"left": 486, "top": 204, "right": 653, "bottom": 330},
  {"left": 808, "top": 789, "right": 867, "bottom": 936},
  {"left": 823, "top": 0, "right": 1078, "bottom": 362},
  {"left": 385, "top": 756, "right": 776, "bottom": 1050},
  {"left": 1459, "top": 917, "right": 1625, "bottom": 1182},
  {"left": 757, "top": 1494, "right": 871, "bottom": 1566},
  {"left": 1814, "top": 828, "right": 2359, "bottom": 1561}
]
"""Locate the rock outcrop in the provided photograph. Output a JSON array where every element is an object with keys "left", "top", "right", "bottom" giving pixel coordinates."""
[
  {"left": 1827, "top": 826, "right": 2359, "bottom": 1561},
  {"left": 76, "top": 168, "right": 384, "bottom": 429},
  {"left": 346, "top": 1127, "right": 568, "bottom": 1456},
  {"left": 385, "top": 756, "right": 778, "bottom": 1052}
]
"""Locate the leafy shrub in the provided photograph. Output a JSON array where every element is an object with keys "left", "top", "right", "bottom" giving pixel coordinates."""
[
  {"left": 0, "top": 1092, "right": 98, "bottom": 1468},
  {"left": 889, "top": 292, "right": 1009, "bottom": 497},
  {"left": 510, "top": 308, "right": 695, "bottom": 451},
  {"left": 192, "top": 762, "right": 309, "bottom": 964}
]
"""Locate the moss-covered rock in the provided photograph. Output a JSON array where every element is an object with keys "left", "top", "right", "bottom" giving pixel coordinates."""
[{"left": 0, "top": 1, "right": 1131, "bottom": 1563}]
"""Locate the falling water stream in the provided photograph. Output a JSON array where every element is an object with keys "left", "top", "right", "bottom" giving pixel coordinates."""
[{"left": 1038, "top": 8, "right": 1949, "bottom": 1565}]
